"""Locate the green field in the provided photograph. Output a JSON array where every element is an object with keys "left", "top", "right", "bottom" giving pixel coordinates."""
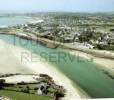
[{"left": 0, "top": 90, "right": 52, "bottom": 100}]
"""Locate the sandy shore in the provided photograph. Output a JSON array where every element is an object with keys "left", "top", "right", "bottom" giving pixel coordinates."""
[
  {"left": 0, "top": 40, "right": 88, "bottom": 99},
  {"left": 1, "top": 38, "right": 114, "bottom": 99},
  {"left": 68, "top": 49, "right": 114, "bottom": 75},
  {"left": 0, "top": 75, "right": 38, "bottom": 83},
  {"left": 0, "top": 40, "right": 32, "bottom": 74}
]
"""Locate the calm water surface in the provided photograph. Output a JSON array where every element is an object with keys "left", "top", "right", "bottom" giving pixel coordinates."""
[
  {"left": 0, "top": 34, "right": 114, "bottom": 98},
  {"left": 0, "top": 16, "right": 32, "bottom": 26}
]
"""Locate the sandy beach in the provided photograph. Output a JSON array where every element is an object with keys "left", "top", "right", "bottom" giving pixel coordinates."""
[
  {"left": 68, "top": 49, "right": 114, "bottom": 75},
  {"left": 0, "top": 75, "right": 38, "bottom": 83},
  {"left": 0, "top": 40, "right": 89, "bottom": 99},
  {"left": 1, "top": 38, "right": 114, "bottom": 99},
  {"left": 0, "top": 40, "right": 32, "bottom": 74}
]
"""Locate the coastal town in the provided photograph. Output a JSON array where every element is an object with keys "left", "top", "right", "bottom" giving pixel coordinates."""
[
  {"left": 1, "top": 13, "right": 114, "bottom": 50},
  {"left": 0, "top": 12, "right": 114, "bottom": 100},
  {"left": 1, "top": 0, "right": 114, "bottom": 99},
  {"left": 14, "top": 13, "right": 114, "bottom": 50}
]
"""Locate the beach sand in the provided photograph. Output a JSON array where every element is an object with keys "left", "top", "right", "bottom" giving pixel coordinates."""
[
  {"left": 1, "top": 38, "right": 114, "bottom": 99},
  {"left": 68, "top": 50, "right": 114, "bottom": 75},
  {"left": 0, "top": 40, "right": 87, "bottom": 99},
  {"left": 0, "top": 75, "right": 38, "bottom": 83},
  {"left": 0, "top": 40, "right": 32, "bottom": 74}
]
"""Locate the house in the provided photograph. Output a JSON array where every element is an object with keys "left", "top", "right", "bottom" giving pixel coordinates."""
[
  {"left": 79, "top": 42, "right": 94, "bottom": 49},
  {"left": 37, "top": 82, "right": 49, "bottom": 95}
]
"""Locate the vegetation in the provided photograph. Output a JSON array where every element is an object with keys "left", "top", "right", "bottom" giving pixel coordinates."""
[
  {"left": 0, "top": 79, "right": 6, "bottom": 89},
  {"left": 11, "top": 13, "right": 114, "bottom": 50},
  {"left": 0, "top": 90, "right": 51, "bottom": 100},
  {"left": 95, "top": 44, "right": 114, "bottom": 50},
  {"left": 0, "top": 73, "right": 65, "bottom": 100}
]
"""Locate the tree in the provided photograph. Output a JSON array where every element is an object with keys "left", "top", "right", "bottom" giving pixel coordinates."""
[
  {"left": 0, "top": 79, "right": 6, "bottom": 89},
  {"left": 53, "top": 91, "right": 64, "bottom": 100},
  {"left": 21, "top": 86, "right": 30, "bottom": 93}
]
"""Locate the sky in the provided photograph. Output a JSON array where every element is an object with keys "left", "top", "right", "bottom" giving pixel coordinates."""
[{"left": 0, "top": 0, "right": 114, "bottom": 13}]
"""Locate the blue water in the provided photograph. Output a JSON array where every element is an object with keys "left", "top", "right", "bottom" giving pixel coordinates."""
[
  {"left": 0, "top": 34, "right": 114, "bottom": 98},
  {"left": 0, "top": 16, "right": 32, "bottom": 26}
]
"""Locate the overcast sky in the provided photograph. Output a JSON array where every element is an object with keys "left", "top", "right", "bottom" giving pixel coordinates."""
[{"left": 0, "top": 0, "right": 114, "bottom": 13}]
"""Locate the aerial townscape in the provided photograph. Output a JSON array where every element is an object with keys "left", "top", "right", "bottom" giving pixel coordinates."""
[{"left": 0, "top": 0, "right": 114, "bottom": 100}]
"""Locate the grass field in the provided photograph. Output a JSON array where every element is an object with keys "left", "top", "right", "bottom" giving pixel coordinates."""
[{"left": 0, "top": 90, "right": 52, "bottom": 100}]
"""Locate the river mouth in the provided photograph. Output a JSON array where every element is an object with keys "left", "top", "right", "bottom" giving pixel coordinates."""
[{"left": 0, "top": 34, "right": 114, "bottom": 98}]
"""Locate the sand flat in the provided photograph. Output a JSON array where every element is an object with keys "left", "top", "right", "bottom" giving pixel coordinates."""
[
  {"left": 0, "top": 40, "right": 32, "bottom": 74},
  {"left": 0, "top": 40, "right": 86, "bottom": 99},
  {"left": 68, "top": 49, "right": 114, "bottom": 74}
]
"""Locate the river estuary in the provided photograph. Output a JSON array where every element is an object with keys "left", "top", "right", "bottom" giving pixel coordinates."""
[
  {"left": 0, "top": 16, "right": 114, "bottom": 98},
  {"left": 0, "top": 34, "right": 114, "bottom": 98}
]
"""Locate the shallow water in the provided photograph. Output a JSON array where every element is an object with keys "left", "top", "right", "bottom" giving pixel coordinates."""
[
  {"left": 0, "top": 16, "right": 32, "bottom": 26},
  {"left": 0, "top": 34, "right": 114, "bottom": 98}
]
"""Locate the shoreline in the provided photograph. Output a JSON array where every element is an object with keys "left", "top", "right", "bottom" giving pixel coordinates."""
[
  {"left": 0, "top": 33, "right": 114, "bottom": 99},
  {"left": 0, "top": 32, "right": 114, "bottom": 60},
  {"left": 68, "top": 49, "right": 114, "bottom": 76},
  {"left": 0, "top": 39, "right": 89, "bottom": 99}
]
